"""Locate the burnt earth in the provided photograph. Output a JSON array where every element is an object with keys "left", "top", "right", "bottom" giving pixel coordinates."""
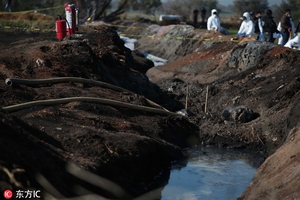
[
  {"left": 0, "top": 21, "right": 300, "bottom": 200},
  {"left": 0, "top": 25, "right": 198, "bottom": 199}
]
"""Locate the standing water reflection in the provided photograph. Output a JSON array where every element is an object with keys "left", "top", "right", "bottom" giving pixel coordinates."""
[{"left": 161, "top": 146, "right": 264, "bottom": 200}]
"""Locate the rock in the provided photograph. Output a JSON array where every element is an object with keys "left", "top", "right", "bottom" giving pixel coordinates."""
[
  {"left": 35, "top": 58, "right": 45, "bottom": 67},
  {"left": 221, "top": 105, "right": 254, "bottom": 123},
  {"left": 226, "top": 41, "right": 277, "bottom": 71},
  {"left": 176, "top": 109, "right": 188, "bottom": 116}
]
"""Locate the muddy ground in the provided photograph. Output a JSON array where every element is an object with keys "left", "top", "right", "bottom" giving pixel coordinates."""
[{"left": 0, "top": 22, "right": 299, "bottom": 200}]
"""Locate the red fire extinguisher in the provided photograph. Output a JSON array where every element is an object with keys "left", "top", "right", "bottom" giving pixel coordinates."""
[
  {"left": 65, "top": 4, "right": 76, "bottom": 35},
  {"left": 56, "top": 15, "right": 66, "bottom": 40}
]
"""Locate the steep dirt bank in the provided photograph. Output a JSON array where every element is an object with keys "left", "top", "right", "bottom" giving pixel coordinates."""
[
  {"left": 130, "top": 24, "right": 300, "bottom": 199},
  {"left": 239, "top": 127, "right": 300, "bottom": 199},
  {"left": 136, "top": 24, "right": 300, "bottom": 154}
]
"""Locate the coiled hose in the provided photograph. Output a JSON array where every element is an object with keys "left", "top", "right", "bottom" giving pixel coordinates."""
[{"left": 4, "top": 77, "right": 178, "bottom": 115}]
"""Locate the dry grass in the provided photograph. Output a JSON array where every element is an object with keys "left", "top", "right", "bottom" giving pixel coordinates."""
[{"left": 0, "top": 11, "right": 56, "bottom": 31}]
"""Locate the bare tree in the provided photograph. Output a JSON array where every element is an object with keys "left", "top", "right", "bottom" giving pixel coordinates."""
[
  {"left": 79, "top": 0, "right": 129, "bottom": 23},
  {"left": 273, "top": 0, "right": 300, "bottom": 23},
  {"left": 163, "top": 0, "right": 218, "bottom": 22},
  {"left": 100, "top": 0, "right": 129, "bottom": 22},
  {"left": 233, "top": 0, "right": 268, "bottom": 17}
]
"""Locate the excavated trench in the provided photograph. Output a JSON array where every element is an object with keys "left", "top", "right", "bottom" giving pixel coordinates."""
[{"left": 0, "top": 23, "right": 300, "bottom": 199}]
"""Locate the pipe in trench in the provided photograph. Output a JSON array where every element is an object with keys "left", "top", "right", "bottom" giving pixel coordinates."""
[{"left": 5, "top": 77, "right": 170, "bottom": 112}]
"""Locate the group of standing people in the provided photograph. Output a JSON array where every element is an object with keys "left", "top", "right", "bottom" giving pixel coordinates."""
[
  {"left": 193, "top": 7, "right": 207, "bottom": 26},
  {"left": 205, "top": 7, "right": 299, "bottom": 48},
  {"left": 237, "top": 9, "right": 298, "bottom": 47}
]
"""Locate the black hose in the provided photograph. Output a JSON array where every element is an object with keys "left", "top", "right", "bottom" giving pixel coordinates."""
[
  {"left": 2, "top": 97, "right": 180, "bottom": 116},
  {"left": 5, "top": 77, "right": 171, "bottom": 112},
  {"left": 63, "top": 17, "right": 71, "bottom": 34}
]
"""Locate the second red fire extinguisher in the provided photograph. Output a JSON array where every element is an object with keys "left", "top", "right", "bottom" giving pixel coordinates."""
[
  {"left": 56, "top": 15, "right": 66, "bottom": 40},
  {"left": 65, "top": 4, "right": 76, "bottom": 35}
]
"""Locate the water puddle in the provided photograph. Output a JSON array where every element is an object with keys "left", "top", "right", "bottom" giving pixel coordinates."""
[{"left": 161, "top": 146, "right": 264, "bottom": 200}]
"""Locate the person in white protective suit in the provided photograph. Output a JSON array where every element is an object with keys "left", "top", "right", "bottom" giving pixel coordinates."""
[
  {"left": 237, "top": 12, "right": 255, "bottom": 37},
  {"left": 284, "top": 35, "right": 300, "bottom": 49},
  {"left": 207, "top": 9, "right": 229, "bottom": 35},
  {"left": 284, "top": 19, "right": 300, "bottom": 49}
]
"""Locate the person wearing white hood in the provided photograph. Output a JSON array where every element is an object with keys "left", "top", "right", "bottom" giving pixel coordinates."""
[
  {"left": 237, "top": 12, "right": 254, "bottom": 37},
  {"left": 207, "top": 9, "right": 229, "bottom": 35}
]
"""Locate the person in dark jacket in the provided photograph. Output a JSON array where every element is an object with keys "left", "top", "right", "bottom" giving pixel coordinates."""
[
  {"left": 201, "top": 7, "right": 207, "bottom": 23},
  {"left": 253, "top": 11, "right": 263, "bottom": 40},
  {"left": 262, "top": 9, "right": 279, "bottom": 43},
  {"left": 4, "top": 0, "right": 12, "bottom": 12},
  {"left": 193, "top": 9, "right": 199, "bottom": 27},
  {"left": 280, "top": 9, "right": 292, "bottom": 46}
]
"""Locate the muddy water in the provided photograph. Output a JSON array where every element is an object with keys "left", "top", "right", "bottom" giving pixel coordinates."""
[{"left": 161, "top": 146, "right": 264, "bottom": 200}]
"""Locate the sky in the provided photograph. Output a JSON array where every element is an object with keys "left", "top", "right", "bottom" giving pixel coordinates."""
[{"left": 219, "top": 0, "right": 282, "bottom": 6}]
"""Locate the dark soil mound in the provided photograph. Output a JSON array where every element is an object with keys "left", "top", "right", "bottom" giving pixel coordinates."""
[{"left": 0, "top": 24, "right": 199, "bottom": 199}]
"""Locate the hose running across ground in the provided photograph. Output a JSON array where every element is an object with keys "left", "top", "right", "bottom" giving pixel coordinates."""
[
  {"left": 5, "top": 77, "right": 170, "bottom": 112},
  {"left": 4, "top": 77, "right": 179, "bottom": 115},
  {"left": 2, "top": 97, "right": 180, "bottom": 115}
]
